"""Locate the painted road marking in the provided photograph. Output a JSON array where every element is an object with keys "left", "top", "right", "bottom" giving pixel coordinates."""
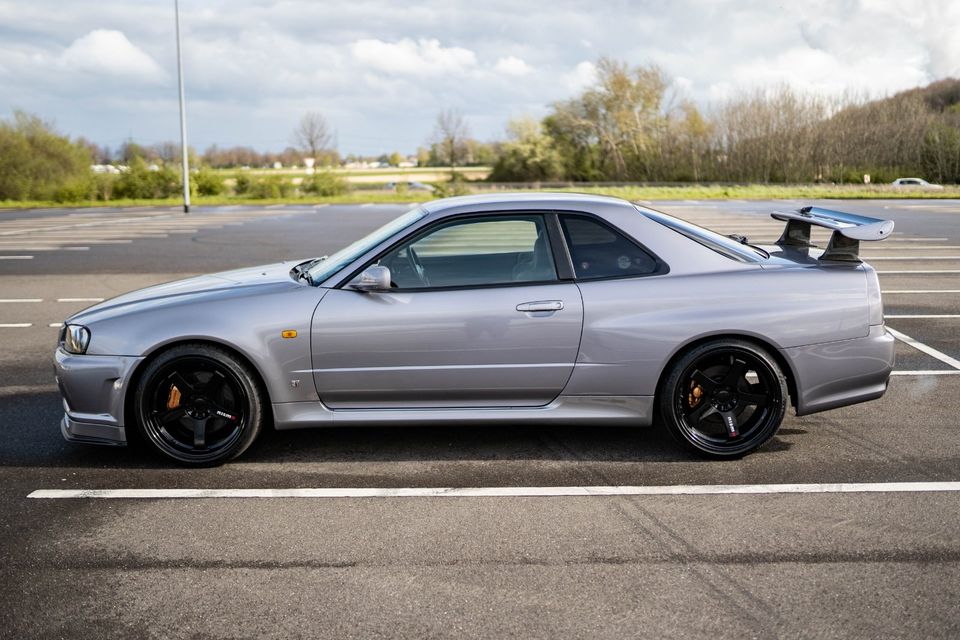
[
  {"left": 0, "top": 255, "right": 33, "bottom": 260},
  {"left": 886, "top": 314, "right": 960, "bottom": 319},
  {"left": 26, "top": 481, "right": 960, "bottom": 500},
  {"left": 878, "top": 270, "right": 960, "bottom": 274},
  {"left": 883, "top": 290, "right": 960, "bottom": 294},
  {"left": 0, "top": 298, "right": 42, "bottom": 303},
  {"left": 864, "top": 256, "right": 960, "bottom": 260},
  {"left": 57, "top": 297, "right": 104, "bottom": 303},
  {"left": 891, "top": 371, "right": 960, "bottom": 376},
  {"left": 887, "top": 326, "right": 960, "bottom": 370},
  {"left": 48, "top": 323, "right": 61, "bottom": 327},
  {"left": 0, "top": 323, "right": 32, "bottom": 328}
]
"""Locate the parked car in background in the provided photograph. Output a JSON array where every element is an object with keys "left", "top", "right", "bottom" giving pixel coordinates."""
[
  {"left": 891, "top": 177, "right": 944, "bottom": 190},
  {"left": 384, "top": 180, "right": 435, "bottom": 192}
]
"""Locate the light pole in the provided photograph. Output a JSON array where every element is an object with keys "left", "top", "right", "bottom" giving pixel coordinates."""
[{"left": 174, "top": 0, "right": 190, "bottom": 213}]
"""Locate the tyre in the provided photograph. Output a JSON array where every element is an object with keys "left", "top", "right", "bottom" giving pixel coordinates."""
[
  {"left": 660, "top": 339, "right": 788, "bottom": 458},
  {"left": 134, "top": 343, "right": 265, "bottom": 466}
]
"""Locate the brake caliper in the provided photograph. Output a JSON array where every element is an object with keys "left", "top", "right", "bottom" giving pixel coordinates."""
[
  {"left": 688, "top": 380, "right": 703, "bottom": 408},
  {"left": 166, "top": 385, "right": 181, "bottom": 410}
]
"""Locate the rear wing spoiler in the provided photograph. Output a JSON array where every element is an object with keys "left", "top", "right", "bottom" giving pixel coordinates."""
[{"left": 771, "top": 206, "right": 894, "bottom": 262}]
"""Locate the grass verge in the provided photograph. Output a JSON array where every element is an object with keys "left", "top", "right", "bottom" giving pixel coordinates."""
[{"left": 2, "top": 183, "right": 959, "bottom": 211}]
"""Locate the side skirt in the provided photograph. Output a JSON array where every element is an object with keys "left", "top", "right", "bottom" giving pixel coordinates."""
[{"left": 272, "top": 395, "right": 654, "bottom": 430}]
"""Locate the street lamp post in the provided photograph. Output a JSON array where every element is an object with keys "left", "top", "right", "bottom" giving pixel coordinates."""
[{"left": 174, "top": 0, "right": 190, "bottom": 213}]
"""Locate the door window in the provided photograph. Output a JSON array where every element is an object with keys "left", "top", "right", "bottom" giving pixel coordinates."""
[{"left": 378, "top": 216, "right": 557, "bottom": 289}]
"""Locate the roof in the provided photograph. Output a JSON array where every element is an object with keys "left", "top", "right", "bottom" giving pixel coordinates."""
[{"left": 420, "top": 192, "right": 634, "bottom": 216}]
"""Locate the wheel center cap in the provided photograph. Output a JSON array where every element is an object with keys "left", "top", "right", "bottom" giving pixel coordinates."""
[{"left": 714, "top": 389, "right": 738, "bottom": 411}]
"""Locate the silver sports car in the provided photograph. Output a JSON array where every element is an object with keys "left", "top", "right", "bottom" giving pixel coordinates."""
[{"left": 54, "top": 194, "right": 895, "bottom": 465}]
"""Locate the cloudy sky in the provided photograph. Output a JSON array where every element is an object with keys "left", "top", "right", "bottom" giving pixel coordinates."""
[{"left": 1, "top": 0, "right": 958, "bottom": 156}]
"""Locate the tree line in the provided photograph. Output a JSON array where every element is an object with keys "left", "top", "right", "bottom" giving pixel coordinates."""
[
  {"left": 489, "top": 59, "right": 960, "bottom": 185},
  {"left": 3, "top": 57, "right": 959, "bottom": 202}
]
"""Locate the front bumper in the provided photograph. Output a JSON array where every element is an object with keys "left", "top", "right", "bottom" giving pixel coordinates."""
[
  {"left": 54, "top": 348, "right": 144, "bottom": 446},
  {"left": 785, "top": 324, "right": 895, "bottom": 416}
]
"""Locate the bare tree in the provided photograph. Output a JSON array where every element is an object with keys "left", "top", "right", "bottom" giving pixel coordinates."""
[
  {"left": 431, "top": 109, "right": 471, "bottom": 172},
  {"left": 292, "top": 111, "right": 334, "bottom": 162}
]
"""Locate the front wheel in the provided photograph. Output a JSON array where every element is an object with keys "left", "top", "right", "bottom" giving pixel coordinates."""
[
  {"left": 134, "top": 344, "right": 265, "bottom": 466},
  {"left": 660, "top": 339, "right": 788, "bottom": 458}
]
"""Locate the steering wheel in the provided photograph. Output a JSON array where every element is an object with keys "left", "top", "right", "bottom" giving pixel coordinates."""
[{"left": 407, "top": 246, "right": 430, "bottom": 287}]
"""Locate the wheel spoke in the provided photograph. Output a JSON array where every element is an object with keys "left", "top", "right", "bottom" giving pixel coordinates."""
[
  {"left": 208, "top": 402, "right": 240, "bottom": 422},
  {"left": 168, "top": 371, "right": 197, "bottom": 393},
  {"left": 157, "top": 407, "right": 187, "bottom": 424},
  {"left": 719, "top": 410, "right": 739, "bottom": 438},
  {"left": 190, "top": 417, "right": 208, "bottom": 449},
  {"left": 691, "top": 370, "right": 718, "bottom": 393},
  {"left": 722, "top": 358, "right": 748, "bottom": 387},
  {"left": 739, "top": 390, "right": 768, "bottom": 407},
  {"left": 688, "top": 401, "right": 718, "bottom": 425}
]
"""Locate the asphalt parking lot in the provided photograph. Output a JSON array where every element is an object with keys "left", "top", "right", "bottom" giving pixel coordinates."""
[{"left": 1, "top": 199, "right": 959, "bottom": 638}]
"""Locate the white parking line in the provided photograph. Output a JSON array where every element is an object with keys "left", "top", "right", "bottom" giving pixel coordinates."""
[
  {"left": 57, "top": 297, "right": 104, "bottom": 303},
  {"left": 886, "top": 314, "right": 960, "bottom": 319},
  {"left": 878, "top": 270, "right": 960, "bottom": 274},
  {"left": 0, "top": 323, "right": 32, "bottom": 328},
  {"left": 0, "top": 298, "right": 42, "bottom": 303},
  {"left": 0, "top": 255, "right": 33, "bottom": 260},
  {"left": 865, "top": 256, "right": 960, "bottom": 260},
  {"left": 887, "top": 326, "right": 960, "bottom": 370},
  {"left": 48, "top": 323, "right": 61, "bottom": 327},
  {"left": 26, "top": 481, "right": 960, "bottom": 500},
  {"left": 891, "top": 371, "right": 960, "bottom": 376},
  {"left": 883, "top": 290, "right": 960, "bottom": 294}
]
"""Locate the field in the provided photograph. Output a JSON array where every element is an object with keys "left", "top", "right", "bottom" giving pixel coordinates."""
[{"left": 4, "top": 179, "right": 960, "bottom": 211}]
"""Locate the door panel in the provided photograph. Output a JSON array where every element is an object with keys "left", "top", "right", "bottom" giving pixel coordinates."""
[{"left": 311, "top": 283, "right": 583, "bottom": 408}]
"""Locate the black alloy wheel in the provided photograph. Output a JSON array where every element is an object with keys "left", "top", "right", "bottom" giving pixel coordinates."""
[
  {"left": 661, "top": 339, "right": 788, "bottom": 458},
  {"left": 134, "top": 344, "right": 264, "bottom": 465}
]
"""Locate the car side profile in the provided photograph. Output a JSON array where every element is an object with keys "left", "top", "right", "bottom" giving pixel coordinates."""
[{"left": 54, "top": 194, "right": 895, "bottom": 465}]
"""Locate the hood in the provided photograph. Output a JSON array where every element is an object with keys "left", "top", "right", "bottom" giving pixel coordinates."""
[{"left": 68, "top": 260, "right": 310, "bottom": 323}]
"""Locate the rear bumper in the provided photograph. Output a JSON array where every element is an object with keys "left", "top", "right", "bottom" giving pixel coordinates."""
[
  {"left": 54, "top": 348, "right": 143, "bottom": 446},
  {"left": 784, "top": 325, "right": 895, "bottom": 416}
]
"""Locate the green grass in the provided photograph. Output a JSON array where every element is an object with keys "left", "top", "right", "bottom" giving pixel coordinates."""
[{"left": 3, "top": 183, "right": 959, "bottom": 211}]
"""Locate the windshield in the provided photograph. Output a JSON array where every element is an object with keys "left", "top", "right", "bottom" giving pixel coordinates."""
[
  {"left": 306, "top": 207, "right": 427, "bottom": 283},
  {"left": 637, "top": 206, "right": 768, "bottom": 262}
]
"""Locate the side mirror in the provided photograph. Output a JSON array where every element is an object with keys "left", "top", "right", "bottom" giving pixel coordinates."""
[{"left": 349, "top": 265, "right": 391, "bottom": 292}]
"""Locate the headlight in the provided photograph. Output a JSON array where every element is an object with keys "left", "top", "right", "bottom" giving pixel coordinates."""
[{"left": 62, "top": 324, "right": 91, "bottom": 354}]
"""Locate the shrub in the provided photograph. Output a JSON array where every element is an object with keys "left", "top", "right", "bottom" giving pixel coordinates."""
[
  {"left": 0, "top": 111, "right": 93, "bottom": 201},
  {"left": 114, "top": 158, "right": 181, "bottom": 199},
  {"left": 247, "top": 175, "right": 293, "bottom": 199},
  {"left": 301, "top": 170, "right": 348, "bottom": 196},
  {"left": 193, "top": 167, "right": 225, "bottom": 196},
  {"left": 233, "top": 173, "right": 251, "bottom": 195}
]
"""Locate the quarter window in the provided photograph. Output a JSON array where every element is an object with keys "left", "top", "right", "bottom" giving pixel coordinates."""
[
  {"left": 378, "top": 215, "right": 557, "bottom": 289},
  {"left": 560, "top": 215, "right": 658, "bottom": 279}
]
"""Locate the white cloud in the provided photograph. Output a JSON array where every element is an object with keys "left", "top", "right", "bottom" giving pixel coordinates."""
[
  {"left": 563, "top": 61, "right": 596, "bottom": 92},
  {"left": 59, "top": 29, "right": 166, "bottom": 83},
  {"left": 2, "top": 0, "right": 959, "bottom": 155},
  {"left": 495, "top": 56, "right": 533, "bottom": 76},
  {"left": 350, "top": 38, "right": 477, "bottom": 76}
]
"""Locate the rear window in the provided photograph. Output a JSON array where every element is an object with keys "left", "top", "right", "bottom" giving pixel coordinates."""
[
  {"left": 637, "top": 206, "right": 766, "bottom": 263},
  {"left": 560, "top": 215, "right": 659, "bottom": 279}
]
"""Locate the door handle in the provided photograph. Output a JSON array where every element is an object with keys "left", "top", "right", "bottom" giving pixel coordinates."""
[{"left": 516, "top": 300, "right": 564, "bottom": 313}]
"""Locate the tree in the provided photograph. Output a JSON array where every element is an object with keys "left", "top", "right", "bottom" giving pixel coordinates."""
[
  {"left": 547, "top": 58, "right": 671, "bottom": 181},
  {"left": 292, "top": 111, "right": 334, "bottom": 164},
  {"left": 430, "top": 109, "right": 470, "bottom": 172},
  {"left": 488, "top": 118, "right": 563, "bottom": 182},
  {"left": 0, "top": 110, "right": 93, "bottom": 201}
]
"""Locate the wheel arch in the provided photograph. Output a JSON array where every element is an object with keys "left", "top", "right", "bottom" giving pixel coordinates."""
[
  {"left": 123, "top": 338, "right": 274, "bottom": 433},
  {"left": 654, "top": 333, "right": 799, "bottom": 413}
]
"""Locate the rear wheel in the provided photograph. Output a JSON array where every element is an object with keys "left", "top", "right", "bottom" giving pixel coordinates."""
[
  {"left": 660, "top": 339, "right": 788, "bottom": 458},
  {"left": 134, "top": 344, "right": 264, "bottom": 466}
]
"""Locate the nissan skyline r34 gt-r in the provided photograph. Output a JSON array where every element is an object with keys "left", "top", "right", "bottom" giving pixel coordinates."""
[{"left": 54, "top": 194, "right": 895, "bottom": 465}]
